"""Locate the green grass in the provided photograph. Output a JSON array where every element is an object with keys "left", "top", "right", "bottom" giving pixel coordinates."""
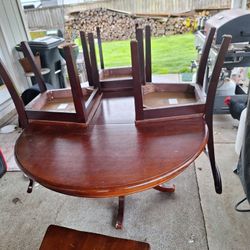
[{"left": 75, "top": 33, "right": 196, "bottom": 74}]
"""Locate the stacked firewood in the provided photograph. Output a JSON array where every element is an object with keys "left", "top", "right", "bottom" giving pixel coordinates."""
[{"left": 64, "top": 8, "right": 197, "bottom": 41}]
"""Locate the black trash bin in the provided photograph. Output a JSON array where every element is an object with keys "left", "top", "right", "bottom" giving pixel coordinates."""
[
  {"left": 21, "top": 83, "right": 54, "bottom": 105},
  {"left": 28, "top": 36, "right": 65, "bottom": 89}
]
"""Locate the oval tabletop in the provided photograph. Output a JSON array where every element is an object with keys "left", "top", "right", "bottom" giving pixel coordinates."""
[{"left": 15, "top": 114, "right": 208, "bottom": 198}]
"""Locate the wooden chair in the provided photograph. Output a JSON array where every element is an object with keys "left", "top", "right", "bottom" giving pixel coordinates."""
[
  {"left": 95, "top": 25, "right": 161, "bottom": 89},
  {"left": 131, "top": 34, "right": 232, "bottom": 194},
  {"left": 39, "top": 225, "right": 150, "bottom": 250},
  {"left": 80, "top": 26, "right": 157, "bottom": 92},
  {"left": 132, "top": 26, "right": 216, "bottom": 120},
  {"left": 0, "top": 44, "right": 102, "bottom": 127},
  {"left": 96, "top": 24, "right": 152, "bottom": 82},
  {"left": 80, "top": 30, "right": 133, "bottom": 91}
]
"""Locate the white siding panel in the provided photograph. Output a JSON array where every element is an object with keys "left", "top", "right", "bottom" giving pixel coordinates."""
[{"left": 0, "top": 0, "right": 29, "bottom": 122}]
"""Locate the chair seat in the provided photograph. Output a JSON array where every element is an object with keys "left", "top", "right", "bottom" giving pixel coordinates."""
[{"left": 39, "top": 225, "right": 150, "bottom": 250}]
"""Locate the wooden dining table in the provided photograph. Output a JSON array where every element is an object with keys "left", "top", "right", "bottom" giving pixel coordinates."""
[{"left": 14, "top": 91, "right": 208, "bottom": 228}]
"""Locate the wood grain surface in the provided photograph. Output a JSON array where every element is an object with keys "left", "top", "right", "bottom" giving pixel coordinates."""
[
  {"left": 15, "top": 94, "right": 208, "bottom": 198},
  {"left": 39, "top": 225, "right": 150, "bottom": 250}
]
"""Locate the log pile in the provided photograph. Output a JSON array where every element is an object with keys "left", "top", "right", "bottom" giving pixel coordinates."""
[{"left": 64, "top": 8, "right": 197, "bottom": 41}]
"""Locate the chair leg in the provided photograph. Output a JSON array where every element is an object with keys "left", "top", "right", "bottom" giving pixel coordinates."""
[
  {"left": 205, "top": 133, "right": 222, "bottom": 194},
  {"left": 115, "top": 196, "right": 125, "bottom": 229},
  {"left": 27, "top": 179, "right": 34, "bottom": 193},
  {"left": 154, "top": 184, "right": 175, "bottom": 193}
]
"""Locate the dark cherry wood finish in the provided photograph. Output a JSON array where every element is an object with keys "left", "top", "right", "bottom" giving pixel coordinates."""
[
  {"left": 0, "top": 44, "right": 102, "bottom": 125},
  {"left": 80, "top": 30, "right": 133, "bottom": 91},
  {"left": 131, "top": 34, "right": 232, "bottom": 194},
  {"left": 196, "top": 27, "right": 216, "bottom": 87},
  {"left": 131, "top": 40, "right": 205, "bottom": 120},
  {"left": 82, "top": 26, "right": 181, "bottom": 92},
  {"left": 135, "top": 28, "right": 145, "bottom": 85},
  {"left": 131, "top": 41, "right": 144, "bottom": 120},
  {"left": 39, "top": 225, "right": 150, "bottom": 250},
  {"left": 115, "top": 196, "right": 125, "bottom": 229},
  {"left": 145, "top": 25, "right": 152, "bottom": 82},
  {"left": 132, "top": 27, "right": 217, "bottom": 120},
  {"left": 63, "top": 45, "right": 87, "bottom": 123},
  {"left": 20, "top": 41, "right": 47, "bottom": 93},
  {"left": 14, "top": 89, "right": 209, "bottom": 227},
  {"left": 204, "top": 35, "right": 232, "bottom": 194},
  {"left": 153, "top": 183, "right": 175, "bottom": 193},
  {"left": 15, "top": 113, "right": 208, "bottom": 198},
  {"left": 80, "top": 31, "right": 94, "bottom": 86},
  {"left": 10, "top": 29, "right": 231, "bottom": 229},
  {"left": 88, "top": 32, "right": 101, "bottom": 88}
]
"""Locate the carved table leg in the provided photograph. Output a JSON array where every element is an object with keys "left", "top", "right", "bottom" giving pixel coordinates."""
[
  {"left": 115, "top": 196, "right": 125, "bottom": 229},
  {"left": 154, "top": 183, "right": 175, "bottom": 193}
]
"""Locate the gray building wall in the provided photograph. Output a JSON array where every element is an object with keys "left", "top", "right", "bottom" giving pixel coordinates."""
[{"left": 0, "top": 0, "right": 30, "bottom": 124}]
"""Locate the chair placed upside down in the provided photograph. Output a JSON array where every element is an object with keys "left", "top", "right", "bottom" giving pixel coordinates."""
[
  {"left": 96, "top": 26, "right": 133, "bottom": 81},
  {"left": 132, "top": 26, "right": 215, "bottom": 119},
  {"left": 39, "top": 225, "right": 150, "bottom": 250},
  {"left": 130, "top": 34, "right": 232, "bottom": 194},
  {"left": 80, "top": 26, "right": 160, "bottom": 92},
  {"left": 80, "top": 30, "right": 133, "bottom": 91},
  {"left": 0, "top": 43, "right": 102, "bottom": 194},
  {"left": 0, "top": 43, "right": 102, "bottom": 127}
]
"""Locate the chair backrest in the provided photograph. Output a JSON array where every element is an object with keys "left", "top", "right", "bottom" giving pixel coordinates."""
[
  {"left": 196, "top": 27, "right": 216, "bottom": 87},
  {"left": 20, "top": 41, "right": 47, "bottom": 93},
  {"left": 145, "top": 25, "right": 152, "bottom": 82}
]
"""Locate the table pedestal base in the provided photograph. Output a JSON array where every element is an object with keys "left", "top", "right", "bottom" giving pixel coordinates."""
[
  {"left": 154, "top": 184, "right": 176, "bottom": 193},
  {"left": 114, "top": 184, "right": 175, "bottom": 229}
]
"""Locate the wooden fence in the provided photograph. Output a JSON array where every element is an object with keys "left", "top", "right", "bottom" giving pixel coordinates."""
[
  {"left": 25, "top": 6, "right": 65, "bottom": 30},
  {"left": 24, "top": 0, "right": 231, "bottom": 30}
]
